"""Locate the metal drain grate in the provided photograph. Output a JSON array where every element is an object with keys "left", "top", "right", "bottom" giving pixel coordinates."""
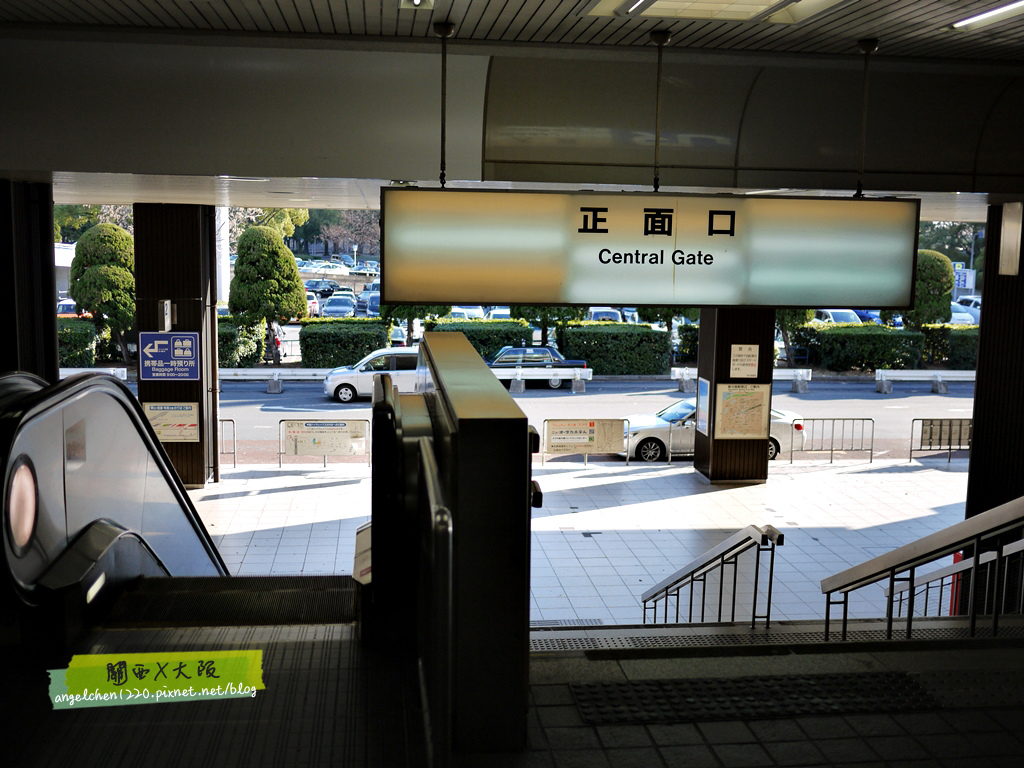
[
  {"left": 530, "top": 619, "right": 605, "bottom": 628},
  {"left": 103, "top": 575, "right": 357, "bottom": 627},
  {"left": 529, "top": 624, "right": 1024, "bottom": 652},
  {"left": 571, "top": 672, "right": 942, "bottom": 724}
]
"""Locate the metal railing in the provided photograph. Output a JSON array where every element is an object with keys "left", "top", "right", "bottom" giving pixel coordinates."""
[
  {"left": 218, "top": 418, "right": 236, "bottom": 468},
  {"left": 888, "top": 539, "right": 1024, "bottom": 620},
  {"left": 665, "top": 419, "right": 695, "bottom": 465},
  {"left": 642, "top": 524, "right": 784, "bottom": 628},
  {"left": 821, "top": 493, "right": 1024, "bottom": 641},
  {"left": 909, "top": 417, "right": 972, "bottom": 462},
  {"left": 416, "top": 439, "right": 453, "bottom": 768},
  {"left": 790, "top": 417, "right": 874, "bottom": 464}
]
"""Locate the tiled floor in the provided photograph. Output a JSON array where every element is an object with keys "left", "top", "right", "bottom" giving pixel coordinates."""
[{"left": 189, "top": 457, "right": 969, "bottom": 626}]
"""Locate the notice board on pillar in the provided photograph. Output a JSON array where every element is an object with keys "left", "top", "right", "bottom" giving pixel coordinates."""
[
  {"left": 714, "top": 384, "right": 771, "bottom": 440},
  {"left": 381, "top": 188, "right": 919, "bottom": 308}
]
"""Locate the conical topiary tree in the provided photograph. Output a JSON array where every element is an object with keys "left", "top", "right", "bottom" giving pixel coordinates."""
[
  {"left": 69, "top": 223, "right": 135, "bottom": 363},
  {"left": 228, "top": 226, "right": 307, "bottom": 363}
]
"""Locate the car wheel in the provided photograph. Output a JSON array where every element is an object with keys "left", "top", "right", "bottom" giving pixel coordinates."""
[
  {"left": 768, "top": 438, "right": 780, "bottom": 461},
  {"left": 335, "top": 384, "right": 357, "bottom": 404},
  {"left": 547, "top": 377, "right": 563, "bottom": 389},
  {"left": 636, "top": 437, "right": 666, "bottom": 462}
]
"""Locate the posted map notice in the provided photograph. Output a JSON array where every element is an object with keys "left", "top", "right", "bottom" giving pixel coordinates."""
[
  {"left": 715, "top": 384, "right": 770, "bottom": 440},
  {"left": 546, "top": 419, "right": 625, "bottom": 454}
]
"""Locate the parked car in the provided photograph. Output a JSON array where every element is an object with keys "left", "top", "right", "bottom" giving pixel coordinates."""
[
  {"left": 485, "top": 306, "right": 511, "bottom": 320},
  {"left": 390, "top": 326, "right": 407, "bottom": 346},
  {"left": 622, "top": 398, "right": 805, "bottom": 462},
  {"left": 486, "top": 346, "right": 587, "bottom": 389},
  {"left": 852, "top": 309, "right": 883, "bottom": 324},
  {"left": 56, "top": 298, "right": 91, "bottom": 318},
  {"left": 355, "top": 291, "right": 381, "bottom": 317},
  {"left": 448, "top": 306, "right": 485, "bottom": 319},
  {"left": 306, "top": 292, "right": 320, "bottom": 317},
  {"left": 956, "top": 295, "right": 982, "bottom": 322},
  {"left": 323, "top": 346, "right": 420, "bottom": 402},
  {"left": 305, "top": 279, "right": 345, "bottom": 299},
  {"left": 587, "top": 306, "right": 623, "bottom": 322},
  {"left": 813, "top": 309, "right": 862, "bottom": 324},
  {"left": 948, "top": 302, "right": 976, "bottom": 325},
  {"left": 321, "top": 295, "right": 356, "bottom": 317}
]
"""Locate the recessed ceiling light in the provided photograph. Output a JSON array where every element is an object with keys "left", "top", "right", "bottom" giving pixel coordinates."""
[{"left": 399, "top": 0, "right": 434, "bottom": 9}]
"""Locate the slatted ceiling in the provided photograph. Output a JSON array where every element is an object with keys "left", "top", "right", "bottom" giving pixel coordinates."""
[{"left": 2, "top": 0, "right": 1024, "bottom": 61}]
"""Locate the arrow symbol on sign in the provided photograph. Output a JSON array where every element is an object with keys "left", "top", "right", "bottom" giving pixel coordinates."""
[{"left": 143, "top": 339, "right": 168, "bottom": 358}]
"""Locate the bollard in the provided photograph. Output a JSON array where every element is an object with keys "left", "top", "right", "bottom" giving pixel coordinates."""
[
  {"left": 931, "top": 376, "right": 949, "bottom": 394},
  {"left": 510, "top": 379, "right": 526, "bottom": 394},
  {"left": 791, "top": 369, "right": 809, "bottom": 394},
  {"left": 876, "top": 378, "right": 893, "bottom": 394},
  {"left": 571, "top": 380, "right": 586, "bottom": 394},
  {"left": 267, "top": 372, "right": 284, "bottom": 394}
]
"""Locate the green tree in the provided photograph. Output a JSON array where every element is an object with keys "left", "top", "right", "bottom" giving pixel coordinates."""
[
  {"left": 776, "top": 309, "right": 814, "bottom": 367},
  {"left": 510, "top": 306, "right": 586, "bottom": 346},
  {"left": 69, "top": 223, "right": 135, "bottom": 362},
  {"left": 918, "top": 220, "right": 985, "bottom": 292},
  {"left": 636, "top": 306, "right": 698, "bottom": 365},
  {"left": 900, "top": 249, "right": 955, "bottom": 331},
  {"left": 380, "top": 304, "right": 452, "bottom": 342},
  {"left": 54, "top": 204, "right": 101, "bottom": 243},
  {"left": 228, "top": 226, "right": 307, "bottom": 362}
]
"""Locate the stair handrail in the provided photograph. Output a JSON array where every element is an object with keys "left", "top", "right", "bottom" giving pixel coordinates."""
[
  {"left": 642, "top": 524, "right": 784, "bottom": 627},
  {"left": 821, "top": 493, "right": 1024, "bottom": 640}
]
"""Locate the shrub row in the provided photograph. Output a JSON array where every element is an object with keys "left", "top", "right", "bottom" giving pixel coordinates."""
[
  {"left": 423, "top": 319, "right": 533, "bottom": 360},
  {"left": 298, "top": 319, "right": 389, "bottom": 368},
  {"left": 557, "top": 322, "right": 670, "bottom": 375},
  {"left": 921, "top": 324, "right": 980, "bottom": 368},
  {"left": 218, "top": 319, "right": 264, "bottom": 368},
  {"left": 58, "top": 318, "right": 98, "bottom": 367}
]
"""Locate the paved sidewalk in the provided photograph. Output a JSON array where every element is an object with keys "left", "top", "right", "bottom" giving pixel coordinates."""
[{"left": 189, "top": 458, "right": 969, "bottom": 625}]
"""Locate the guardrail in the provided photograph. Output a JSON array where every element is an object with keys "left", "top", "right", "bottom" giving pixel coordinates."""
[
  {"left": 218, "top": 418, "right": 237, "bottom": 468},
  {"left": 220, "top": 368, "right": 331, "bottom": 381},
  {"left": 671, "top": 367, "right": 812, "bottom": 393},
  {"left": 277, "top": 418, "right": 370, "bottom": 467},
  {"left": 790, "top": 417, "right": 874, "bottom": 464},
  {"left": 821, "top": 492, "right": 1024, "bottom": 641},
  {"left": 910, "top": 418, "right": 972, "bottom": 462},
  {"left": 642, "top": 524, "right": 784, "bottom": 628},
  {"left": 876, "top": 368, "right": 975, "bottom": 394}
]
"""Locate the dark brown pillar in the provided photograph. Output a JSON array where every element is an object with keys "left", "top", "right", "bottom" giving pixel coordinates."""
[
  {"left": 694, "top": 307, "right": 775, "bottom": 484},
  {"left": 1, "top": 180, "right": 59, "bottom": 382},
  {"left": 134, "top": 204, "right": 218, "bottom": 488},
  {"left": 966, "top": 202, "right": 1024, "bottom": 517}
]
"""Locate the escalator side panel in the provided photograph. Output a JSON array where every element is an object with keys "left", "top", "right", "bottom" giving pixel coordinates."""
[
  {"left": 62, "top": 389, "right": 148, "bottom": 541},
  {"left": 142, "top": 451, "right": 221, "bottom": 576},
  {"left": 5, "top": 409, "right": 67, "bottom": 592}
]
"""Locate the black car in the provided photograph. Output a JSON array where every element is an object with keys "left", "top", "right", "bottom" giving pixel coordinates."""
[
  {"left": 304, "top": 279, "right": 344, "bottom": 299},
  {"left": 486, "top": 346, "right": 587, "bottom": 389},
  {"left": 321, "top": 295, "right": 356, "bottom": 318}
]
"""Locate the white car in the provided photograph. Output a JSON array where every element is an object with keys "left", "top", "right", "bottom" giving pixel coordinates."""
[
  {"left": 323, "top": 346, "right": 420, "bottom": 403},
  {"left": 948, "top": 303, "right": 976, "bottom": 325},
  {"left": 813, "top": 309, "right": 862, "bottom": 324},
  {"left": 306, "top": 292, "right": 320, "bottom": 317},
  {"left": 485, "top": 306, "right": 511, "bottom": 320},
  {"left": 955, "top": 295, "right": 981, "bottom": 322},
  {"left": 623, "top": 398, "right": 805, "bottom": 462}
]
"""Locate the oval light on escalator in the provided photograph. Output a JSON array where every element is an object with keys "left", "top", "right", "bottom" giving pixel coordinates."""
[{"left": 7, "top": 456, "right": 37, "bottom": 557}]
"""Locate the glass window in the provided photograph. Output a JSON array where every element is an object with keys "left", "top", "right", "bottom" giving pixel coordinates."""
[
  {"left": 522, "top": 351, "right": 550, "bottom": 364},
  {"left": 395, "top": 355, "right": 418, "bottom": 371},
  {"left": 496, "top": 352, "right": 522, "bottom": 364},
  {"left": 362, "top": 355, "right": 391, "bottom": 372}
]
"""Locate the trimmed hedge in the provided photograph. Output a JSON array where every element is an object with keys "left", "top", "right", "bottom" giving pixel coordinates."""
[
  {"left": 298, "top": 319, "right": 389, "bottom": 367},
  {"left": 921, "top": 324, "right": 980, "bottom": 367},
  {"left": 948, "top": 328, "right": 980, "bottom": 369},
  {"left": 675, "top": 324, "right": 700, "bottom": 362},
  {"left": 58, "top": 318, "right": 97, "bottom": 367},
  {"left": 557, "top": 322, "right": 670, "bottom": 375},
  {"left": 218, "top": 319, "right": 264, "bottom": 368},
  {"left": 792, "top": 324, "right": 924, "bottom": 371},
  {"left": 423, "top": 319, "right": 532, "bottom": 359}
]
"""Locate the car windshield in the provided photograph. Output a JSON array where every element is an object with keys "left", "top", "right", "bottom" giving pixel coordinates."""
[
  {"left": 657, "top": 401, "right": 696, "bottom": 422},
  {"left": 327, "top": 297, "right": 353, "bottom": 307}
]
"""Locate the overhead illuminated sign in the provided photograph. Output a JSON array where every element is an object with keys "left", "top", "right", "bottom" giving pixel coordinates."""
[{"left": 380, "top": 188, "right": 919, "bottom": 307}]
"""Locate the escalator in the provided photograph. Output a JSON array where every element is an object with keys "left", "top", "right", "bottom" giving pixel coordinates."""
[{"left": 1, "top": 373, "right": 418, "bottom": 768}]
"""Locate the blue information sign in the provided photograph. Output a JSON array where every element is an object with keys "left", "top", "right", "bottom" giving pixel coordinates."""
[{"left": 139, "top": 332, "right": 201, "bottom": 381}]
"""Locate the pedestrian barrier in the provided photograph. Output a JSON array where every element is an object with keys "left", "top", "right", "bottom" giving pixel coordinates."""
[
  {"left": 875, "top": 368, "right": 975, "bottom": 394},
  {"left": 277, "top": 418, "right": 370, "bottom": 467},
  {"left": 670, "top": 367, "right": 812, "bottom": 393},
  {"left": 218, "top": 418, "right": 237, "bottom": 468},
  {"left": 909, "top": 418, "right": 972, "bottom": 462},
  {"left": 790, "top": 417, "right": 874, "bottom": 464},
  {"left": 542, "top": 418, "right": 628, "bottom": 465}
]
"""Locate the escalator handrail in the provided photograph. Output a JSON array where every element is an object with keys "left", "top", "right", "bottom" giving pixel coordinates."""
[{"left": 0, "top": 371, "right": 229, "bottom": 576}]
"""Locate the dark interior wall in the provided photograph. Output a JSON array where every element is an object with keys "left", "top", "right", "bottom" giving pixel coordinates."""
[
  {"left": 1, "top": 180, "right": 58, "bottom": 382},
  {"left": 966, "top": 204, "right": 1024, "bottom": 516}
]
